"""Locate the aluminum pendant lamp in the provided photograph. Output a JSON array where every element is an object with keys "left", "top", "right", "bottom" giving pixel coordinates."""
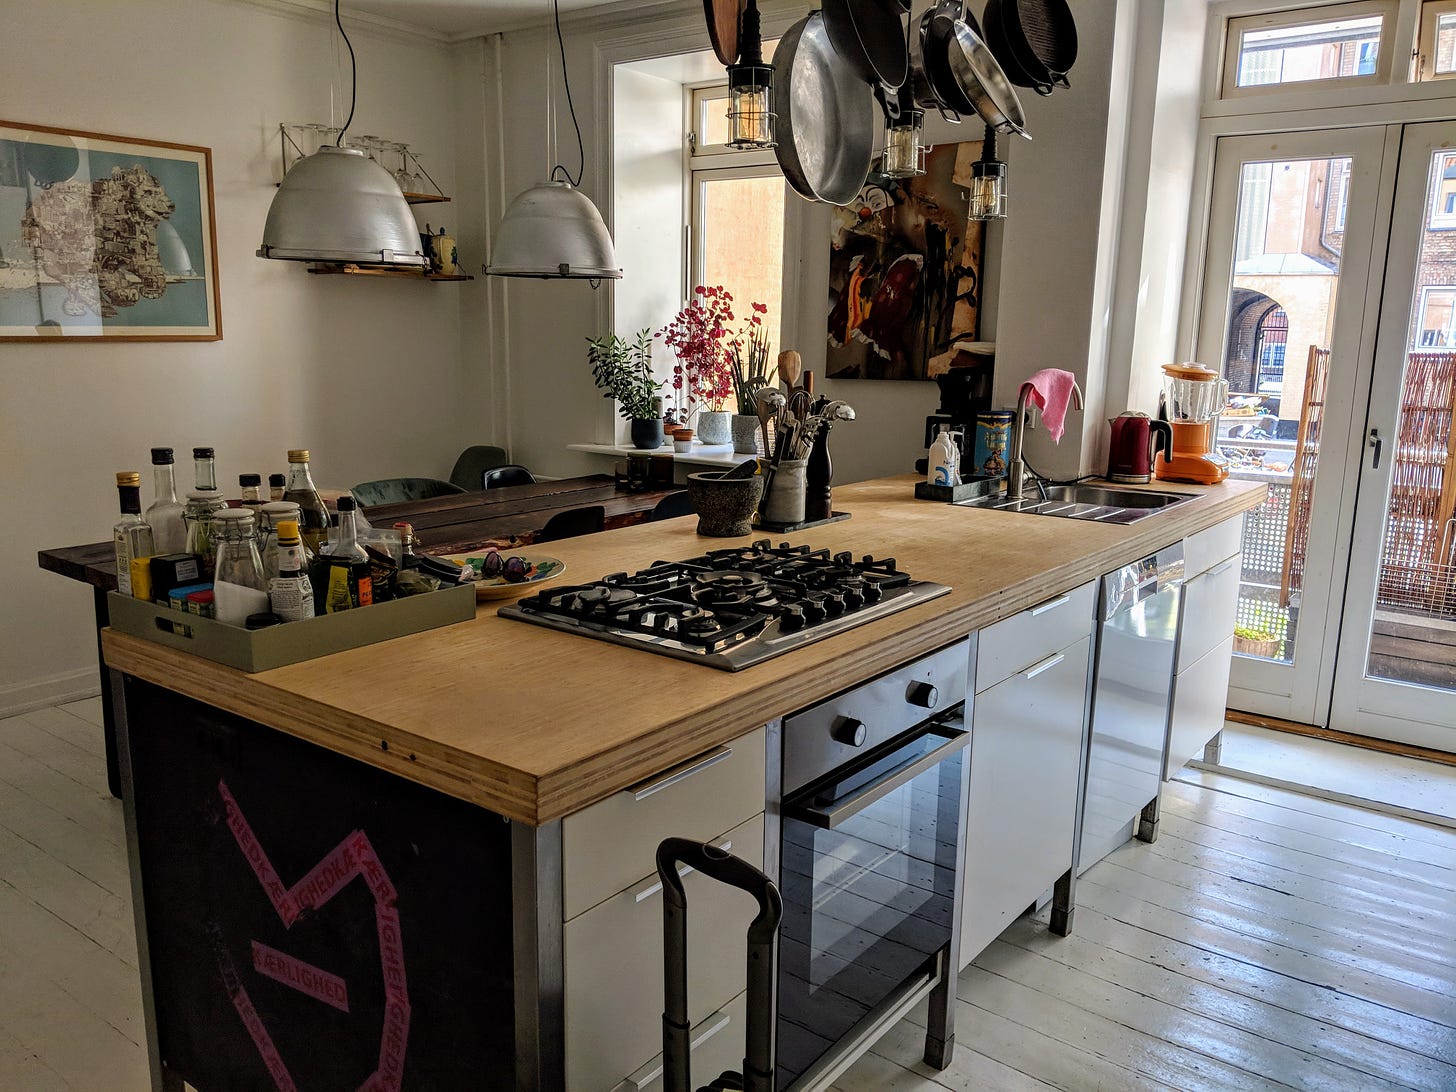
[
  {"left": 487, "top": 180, "right": 620, "bottom": 279},
  {"left": 258, "top": 146, "right": 426, "bottom": 266}
]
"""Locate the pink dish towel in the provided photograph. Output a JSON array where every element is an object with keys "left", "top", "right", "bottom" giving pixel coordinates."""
[{"left": 1020, "top": 368, "right": 1079, "bottom": 444}]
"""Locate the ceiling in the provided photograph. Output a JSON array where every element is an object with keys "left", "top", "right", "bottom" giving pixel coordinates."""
[{"left": 345, "top": 0, "right": 643, "bottom": 37}]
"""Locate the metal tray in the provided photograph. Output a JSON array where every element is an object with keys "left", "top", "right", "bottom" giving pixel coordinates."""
[{"left": 107, "top": 582, "right": 476, "bottom": 673}]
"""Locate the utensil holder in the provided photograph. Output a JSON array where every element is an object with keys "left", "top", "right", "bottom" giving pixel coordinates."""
[{"left": 761, "top": 458, "right": 807, "bottom": 525}]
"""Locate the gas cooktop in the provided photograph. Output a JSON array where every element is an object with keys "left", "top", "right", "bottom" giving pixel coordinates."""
[{"left": 497, "top": 539, "right": 950, "bottom": 670}]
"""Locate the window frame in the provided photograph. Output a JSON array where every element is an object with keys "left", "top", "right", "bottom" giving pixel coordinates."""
[
  {"left": 1417, "top": 0, "right": 1456, "bottom": 80},
  {"left": 1427, "top": 149, "right": 1456, "bottom": 227},
  {"left": 1220, "top": 1, "right": 1399, "bottom": 99},
  {"left": 1416, "top": 284, "right": 1456, "bottom": 345}
]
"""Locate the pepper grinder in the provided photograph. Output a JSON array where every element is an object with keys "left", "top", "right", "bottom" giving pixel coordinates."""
[{"left": 804, "top": 427, "right": 833, "bottom": 523}]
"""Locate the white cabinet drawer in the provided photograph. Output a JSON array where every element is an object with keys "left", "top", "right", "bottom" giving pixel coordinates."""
[
  {"left": 564, "top": 726, "right": 766, "bottom": 920},
  {"left": 1185, "top": 515, "right": 1241, "bottom": 577},
  {"left": 611, "top": 990, "right": 747, "bottom": 1092},
  {"left": 1178, "top": 554, "right": 1240, "bottom": 670},
  {"left": 565, "top": 813, "right": 764, "bottom": 1092},
  {"left": 1166, "top": 636, "right": 1233, "bottom": 780},
  {"left": 962, "top": 634, "right": 1091, "bottom": 966},
  {"left": 975, "top": 580, "right": 1096, "bottom": 694}
]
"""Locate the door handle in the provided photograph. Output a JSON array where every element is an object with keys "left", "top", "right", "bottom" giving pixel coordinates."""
[{"left": 1368, "top": 427, "right": 1383, "bottom": 470}]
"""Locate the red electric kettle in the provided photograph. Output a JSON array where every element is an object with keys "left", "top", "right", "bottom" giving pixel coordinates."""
[{"left": 1107, "top": 412, "right": 1173, "bottom": 484}]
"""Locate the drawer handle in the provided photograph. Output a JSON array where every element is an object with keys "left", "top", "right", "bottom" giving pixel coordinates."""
[
  {"left": 1207, "top": 559, "right": 1236, "bottom": 578},
  {"left": 1030, "top": 594, "right": 1071, "bottom": 617},
  {"left": 626, "top": 746, "right": 733, "bottom": 801},
  {"left": 633, "top": 839, "right": 732, "bottom": 903},
  {"left": 619, "top": 1007, "right": 733, "bottom": 1090},
  {"left": 1021, "top": 652, "right": 1065, "bottom": 680}
]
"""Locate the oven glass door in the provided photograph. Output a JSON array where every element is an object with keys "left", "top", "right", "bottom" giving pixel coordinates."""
[{"left": 777, "top": 715, "right": 967, "bottom": 1088}]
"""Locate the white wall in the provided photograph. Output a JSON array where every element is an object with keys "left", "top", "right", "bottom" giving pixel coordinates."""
[{"left": 0, "top": 0, "right": 473, "bottom": 712}]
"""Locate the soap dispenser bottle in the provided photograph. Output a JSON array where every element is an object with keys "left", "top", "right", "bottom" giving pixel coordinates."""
[{"left": 928, "top": 424, "right": 962, "bottom": 487}]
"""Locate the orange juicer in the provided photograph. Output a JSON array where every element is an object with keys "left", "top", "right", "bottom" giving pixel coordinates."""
[{"left": 1154, "top": 362, "right": 1231, "bottom": 485}]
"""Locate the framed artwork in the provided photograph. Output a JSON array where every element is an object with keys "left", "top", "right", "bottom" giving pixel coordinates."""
[
  {"left": 0, "top": 120, "right": 221, "bottom": 341},
  {"left": 826, "top": 140, "right": 985, "bottom": 380}
]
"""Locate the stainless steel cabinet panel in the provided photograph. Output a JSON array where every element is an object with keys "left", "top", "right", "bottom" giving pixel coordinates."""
[
  {"left": 975, "top": 581, "right": 1096, "bottom": 695},
  {"left": 961, "top": 635, "right": 1092, "bottom": 967},
  {"left": 1166, "top": 635, "right": 1235, "bottom": 780},
  {"left": 563, "top": 726, "right": 766, "bottom": 920},
  {"left": 565, "top": 813, "right": 765, "bottom": 1091}
]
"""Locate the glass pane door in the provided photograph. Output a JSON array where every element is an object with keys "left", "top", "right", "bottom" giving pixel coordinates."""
[
  {"left": 1195, "top": 129, "right": 1390, "bottom": 723},
  {"left": 1331, "top": 122, "right": 1456, "bottom": 749}
]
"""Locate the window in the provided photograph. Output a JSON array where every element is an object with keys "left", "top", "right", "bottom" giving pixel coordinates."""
[
  {"left": 1332, "top": 160, "right": 1350, "bottom": 232},
  {"left": 1417, "top": 287, "right": 1456, "bottom": 347},
  {"left": 687, "top": 85, "right": 786, "bottom": 356},
  {"left": 1418, "top": 0, "right": 1456, "bottom": 80},
  {"left": 1254, "top": 307, "right": 1289, "bottom": 391},
  {"left": 1235, "top": 162, "right": 1273, "bottom": 263},
  {"left": 1222, "top": 2, "right": 1395, "bottom": 96},
  {"left": 1429, "top": 152, "right": 1456, "bottom": 229}
]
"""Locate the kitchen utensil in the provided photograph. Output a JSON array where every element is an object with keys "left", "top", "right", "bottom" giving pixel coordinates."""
[
  {"left": 913, "top": 0, "right": 974, "bottom": 118},
  {"left": 915, "top": 0, "right": 1028, "bottom": 136},
  {"left": 704, "top": 0, "right": 746, "bottom": 66},
  {"left": 445, "top": 552, "right": 567, "bottom": 600},
  {"left": 984, "top": 0, "right": 1076, "bottom": 95},
  {"left": 723, "top": 457, "right": 762, "bottom": 479},
  {"left": 772, "top": 14, "right": 875, "bottom": 205},
  {"left": 822, "top": 0, "right": 909, "bottom": 89},
  {"left": 754, "top": 387, "right": 785, "bottom": 454},
  {"left": 1107, "top": 412, "right": 1172, "bottom": 485},
  {"left": 777, "top": 349, "right": 802, "bottom": 388},
  {"left": 1154, "top": 363, "right": 1231, "bottom": 485}
]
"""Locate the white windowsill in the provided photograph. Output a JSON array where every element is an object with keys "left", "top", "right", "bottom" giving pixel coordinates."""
[{"left": 567, "top": 441, "right": 746, "bottom": 467}]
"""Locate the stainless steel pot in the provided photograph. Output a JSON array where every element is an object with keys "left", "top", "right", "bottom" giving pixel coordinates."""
[{"left": 771, "top": 13, "right": 875, "bottom": 206}]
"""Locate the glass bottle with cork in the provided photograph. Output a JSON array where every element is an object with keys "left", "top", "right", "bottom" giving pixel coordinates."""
[
  {"left": 284, "top": 449, "right": 331, "bottom": 554},
  {"left": 145, "top": 447, "right": 186, "bottom": 555},
  {"left": 113, "top": 472, "right": 155, "bottom": 598},
  {"left": 310, "top": 495, "right": 372, "bottom": 612}
]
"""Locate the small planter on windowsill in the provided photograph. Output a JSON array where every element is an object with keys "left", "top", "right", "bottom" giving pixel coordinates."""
[{"left": 1233, "top": 626, "right": 1279, "bottom": 658}]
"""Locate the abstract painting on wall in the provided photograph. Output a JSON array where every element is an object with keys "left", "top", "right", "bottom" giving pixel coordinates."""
[
  {"left": 826, "top": 140, "right": 985, "bottom": 381},
  {"left": 0, "top": 121, "right": 220, "bottom": 341}
]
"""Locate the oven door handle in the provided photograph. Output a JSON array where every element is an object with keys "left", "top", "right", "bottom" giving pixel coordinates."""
[{"left": 784, "top": 724, "right": 969, "bottom": 830}]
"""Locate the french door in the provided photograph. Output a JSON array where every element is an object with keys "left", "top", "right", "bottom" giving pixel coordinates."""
[{"left": 1198, "top": 123, "right": 1456, "bottom": 749}]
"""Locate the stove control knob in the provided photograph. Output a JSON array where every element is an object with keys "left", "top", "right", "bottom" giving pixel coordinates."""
[
  {"left": 906, "top": 682, "right": 939, "bottom": 709},
  {"left": 832, "top": 717, "right": 868, "bottom": 748}
]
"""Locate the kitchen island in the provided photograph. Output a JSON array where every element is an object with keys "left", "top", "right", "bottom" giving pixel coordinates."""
[{"left": 102, "top": 474, "right": 1265, "bottom": 1092}]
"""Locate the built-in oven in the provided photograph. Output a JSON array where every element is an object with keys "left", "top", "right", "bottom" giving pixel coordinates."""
[{"left": 775, "top": 639, "right": 971, "bottom": 1089}]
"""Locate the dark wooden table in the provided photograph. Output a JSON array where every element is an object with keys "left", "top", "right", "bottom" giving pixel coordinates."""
[{"left": 37, "top": 475, "right": 684, "bottom": 797}]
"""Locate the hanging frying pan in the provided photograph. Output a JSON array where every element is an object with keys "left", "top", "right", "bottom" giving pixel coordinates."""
[
  {"left": 704, "top": 0, "right": 746, "bottom": 66},
  {"left": 917, "top": 0, "right": 1028, "bottom": 136},
  {"left": 984, "top": 0, "right": 1076, "bottom": 95},
  {"left": 772, "top": 13, "right": 875, "bottom": 206},
  {"left": 822, "top": 0, "right": 909, "bottom": 90}
]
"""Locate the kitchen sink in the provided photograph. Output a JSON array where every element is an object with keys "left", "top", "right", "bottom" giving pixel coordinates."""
[{"left": 954, "top": 482, "right": 1194, "bottom": 524}]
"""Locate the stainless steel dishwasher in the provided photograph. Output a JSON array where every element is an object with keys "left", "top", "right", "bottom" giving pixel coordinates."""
[{"left": 1077, "top": 544, "right": 1185, "bottom": 873}]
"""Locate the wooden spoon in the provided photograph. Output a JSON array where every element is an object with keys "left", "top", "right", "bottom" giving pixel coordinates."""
[{"left": 778, "top": 350, "right": 802, "bottom": 390}]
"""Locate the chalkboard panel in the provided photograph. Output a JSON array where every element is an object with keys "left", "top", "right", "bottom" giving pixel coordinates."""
[{"left": 126, "top": 680, "right": 516, "bottom": 1091}]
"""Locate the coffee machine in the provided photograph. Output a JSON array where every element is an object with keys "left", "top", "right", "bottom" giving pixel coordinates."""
[
  {"left": 920, "top": 366, "right": 992, "bottom": 472},
  {"left": 1154, "top": 362, "right": 1231, "bottom": 484}
]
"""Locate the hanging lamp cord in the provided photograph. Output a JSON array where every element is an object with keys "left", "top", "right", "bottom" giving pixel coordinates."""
[
  {"left": 335, "top": 0, "right": 358, "bottom": 146},
  {"left": 549, "top": 0, "right": 585, "bottom": 187}
]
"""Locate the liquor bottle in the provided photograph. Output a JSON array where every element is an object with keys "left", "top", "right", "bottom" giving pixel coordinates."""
[
  {"left": 310, "top": 496, "right": 372, "bottom": 612},
  {"left": 268, "top": 473, "right": 286, "bottom": 502},
  {"left": 113, "top": 472, "right": 155, "bottom": 598},
  {"left": 145, "top": 447, "right": 186, "bottom": 555},
  {"left": 284, "top": 449, "right": 331, "bottom": 554},
  {"left": 268, "top": 520, "right": 315, "bottom": 622},
  {"left": 193, "top": 446, "right": 217, "bottom": 491},
  {"left": 239, "top": 473, "right": 264, "bottom": 517}
]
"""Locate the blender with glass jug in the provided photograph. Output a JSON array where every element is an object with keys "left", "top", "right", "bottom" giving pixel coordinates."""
[{"left": 1154, "top": 362, "right": 1231, "bottom": 484}]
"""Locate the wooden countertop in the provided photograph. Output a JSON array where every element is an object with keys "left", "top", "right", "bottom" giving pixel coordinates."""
[{"left": 102, "top": 475, "right": 1266, "bottom": 825}]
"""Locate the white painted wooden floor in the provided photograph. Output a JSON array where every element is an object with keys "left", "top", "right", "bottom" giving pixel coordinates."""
[{"left": 3, "top": 698, "right": 1455, "bottom": 1091}]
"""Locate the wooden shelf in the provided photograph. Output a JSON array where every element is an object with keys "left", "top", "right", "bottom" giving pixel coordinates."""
[
  {"left": 403, "top": 192, "right": 451, "bottom": 205},
  {"left": 306, "top": 262, "right": 473, "bottom": 282}
]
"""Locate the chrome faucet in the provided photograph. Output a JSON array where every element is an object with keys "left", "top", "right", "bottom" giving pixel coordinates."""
[{"left": 1005, "top": 378, "right": 1085, "bottom": 500}]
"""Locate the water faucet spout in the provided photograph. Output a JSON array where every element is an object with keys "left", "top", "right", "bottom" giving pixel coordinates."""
[{"left": 1005, "top": 377, "right": 1085, "bottom": 500}]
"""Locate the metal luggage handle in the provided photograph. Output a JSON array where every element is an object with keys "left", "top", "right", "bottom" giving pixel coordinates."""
[
  {"left": 782, "top": 723, "right": 969, "bottom": 830},
  {"left": 633, "top": 837, "right": 733, "bottom": 903},
  {"left": 619, "top": 1006, "right": 734, "bottom": 1090},
  {"left": 626, "top": 745, "right": 733, "bottom": 801}
]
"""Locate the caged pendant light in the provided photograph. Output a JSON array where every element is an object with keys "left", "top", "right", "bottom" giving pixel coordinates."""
[
  {"left": 257, "top": 0, "right": 426, "bottom": 267},
  {"left": 487, "top": 0, "right": 621, "bottom": 280},
  {"left": 967, "top": 123, "right": 1008, "bottom": 221}
]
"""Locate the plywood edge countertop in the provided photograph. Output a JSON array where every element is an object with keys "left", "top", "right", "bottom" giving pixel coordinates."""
[{"left": 102, "top": 475, "right": 1267, "bottom": 825}]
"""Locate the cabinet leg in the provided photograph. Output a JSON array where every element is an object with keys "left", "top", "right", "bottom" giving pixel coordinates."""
[
  {"left": 1202, "top": 729, "right": 1224, "bottom": 766},
  {"left": 95, "top": 588, "right": 122, "bottom": 799},
  {"left": 1137, "top": 796, "right": 1160, "bottom": 843},
  {"left": 923, "top": 950, "right": 955, "bottom": 1070},
  {"left": 1049, "top": 865, "right": 1076, "bottom": 937}
]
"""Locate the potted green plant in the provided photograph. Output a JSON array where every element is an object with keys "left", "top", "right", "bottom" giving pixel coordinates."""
[
  {"left": 1233, "top": 624, "right": 1279, "bottom": 659},
  {"left": 730, "top": 310, "right": 771, "bottom": 454},
  {"left": 588, "top": 329, "right": 663, "bottom": 450}
]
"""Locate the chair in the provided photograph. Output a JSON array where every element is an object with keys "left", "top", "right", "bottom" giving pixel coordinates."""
[
  {"left": 482, "top": 464, "right": 537, "bottom": 489},
  {"left": 649, "top": 490, "right": 694, "bottom": 522},
  {"left": 351, "top": 477, "right": 465, "bottom": 507},
  {"left": 449, "top": 445, "right": 510, "bottom": 491},
  {"left": 537, "top": 505, "right": 605, "bottom": 543}
]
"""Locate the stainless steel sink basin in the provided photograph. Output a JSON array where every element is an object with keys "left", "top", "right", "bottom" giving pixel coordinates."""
[{"left": 954, "top": 482, "right": 1193, "bottom": 524}]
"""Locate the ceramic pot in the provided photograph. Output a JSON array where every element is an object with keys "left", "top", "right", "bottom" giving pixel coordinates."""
[
  {"left": 672, "top": 428, "right": 695, "bottom": 453},
  {"left": 687, "top": 471, "right": 765, "bottom": 537},
  {"left": 732, "top": 414, "right": 760, "bottom": 454},
  {"left": 761, "top": 458, "right": 807, "bottom": 526},
  {"left": 630, "top": 418, "right": 665, "bottom": 450},
  {"left": 697, "top": 409, "right": 732, "bottom": 445}
]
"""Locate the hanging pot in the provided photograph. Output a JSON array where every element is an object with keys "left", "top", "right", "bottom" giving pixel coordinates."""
[
  {"left": 983, "top": 0, "right": 1076, "bottom": 95},
  {"left": 917, "top": 0, "right": 1028, "bottom": 136}
]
